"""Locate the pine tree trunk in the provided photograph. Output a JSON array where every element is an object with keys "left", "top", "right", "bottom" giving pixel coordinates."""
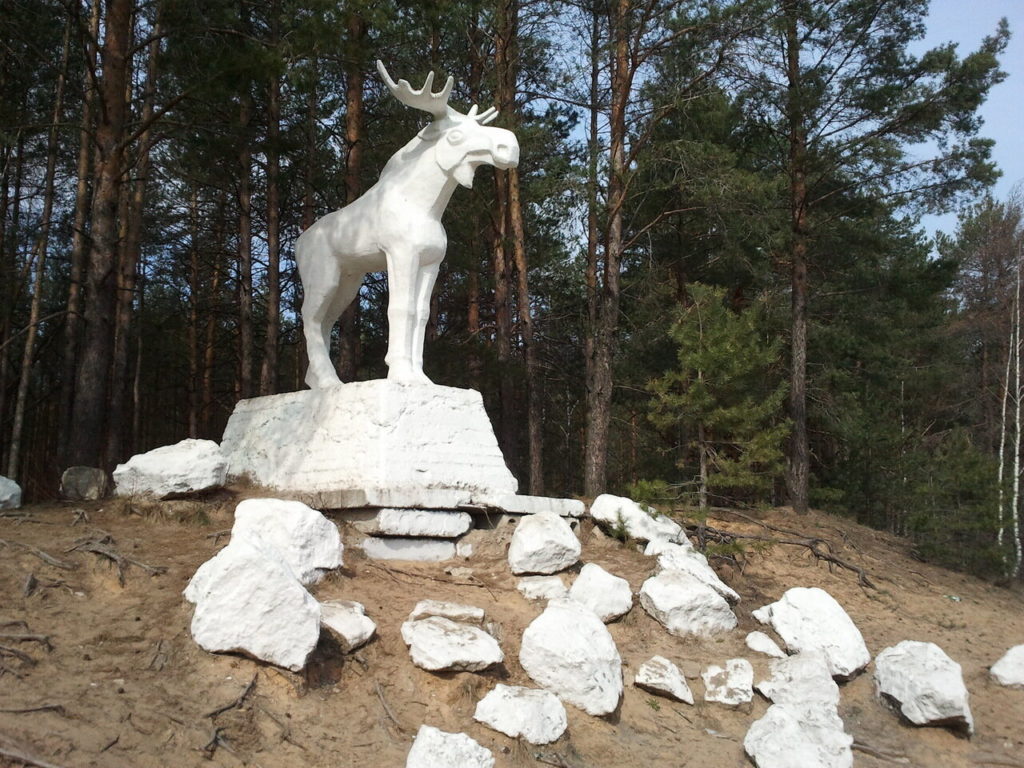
[
  {"left": 187, "top": 190, "right": 200, "bottom": 437},
  {"left": 202, "top": 193, "right": 227, "bottom": 433},
  {"left": 59, "top": 0, "right": 101, "bottom": 467},
  {"left": 236, "top": 95, "right": 254, "bottom": 399},
  {"left": 7, "top": 18, "right": 71, "bottom": 480},
  {"left": 584, "top": 0, "right": 628, "bottom": 497},
  {"left": 784, "top": 1, "right": 810, "bottom": 514},
  {"left": 68, "top": 0, "right": 133, "bottom": 468},
  {"left": 492, "top": 173, "right": 518, "bottom": 471},
  {"left": 107, "top": 11, "right": 160, "bottom": 464},
  {"left": 259, "top": 45, "right": 282, "bottom": 395}
]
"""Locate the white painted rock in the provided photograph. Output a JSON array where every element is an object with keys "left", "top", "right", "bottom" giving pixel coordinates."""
[
  {"left": 639, "top": 570, "right": 737, "bottom": 637},
  {"left": 374, "top": 508, "right": 473, "bottom": 538},
  {"left": 0, "top": 475, "right": 21, "bottom": 509},
  {"left": 568, "top": 563, "right": 632, "bottom": 622},
  {"left": 362, "top": 536, "right": 455, "bottom": 562},
  {"left": 745, "top": 703, "right": 853, "bottom": 768},
  {"left": 400, "top": 616, "right": 503, "bottom": 672},
  {"left": 189, "top": 540, "right": 320, "bottom": 671},
  {"left": 991, "top": 644, "right": 1024, "bottom": 688},
  {"left": 874, "top": 640, "right": 974, "bottom": 734},
  {"left": 517, "top": 575, "right": 569, "bottom": 601},
  {"left": 752, "top": 587, "right": 869, "bottom": 679},
  {"left": 519, "top": 598, "right": 623, "bottom": 716},
  {"left": 508, "top": 512, "right": 580, "bottom": 575},
  {"left": 746, "top": 631, "right": 787, "bottom": 659},
  {"left": 231, "top": 498, "right": 343, "bottom": 584},
  {"left": 320, "top": 600, "right": 376, "bottom": 652},
  {"left": 647, "top": 542, "right": 740, "bottom": 604},
  {"left": 747, "top": 651, "right": 853, "bottom": 768},
  {"left": 406, "top": 725, "right": 494, "bottom": 768},
  {"left": 703, "top": 658, "right": 754, "bottom": 707},
  {"left": 589, "top": 494, "right": 682, "bottom": 543},
  {"left": 474, "top": 684, "right": 568, "bottom": 744},
  {"left": 113, "top": 438, "right": 226, "bottom": 498},
  {"left": 409, "top": 599, "right": 484, "bottom": 624},
  {"left": 634, "top": 656, "right": 694, "bottom": 704},
  {"left": 59, "top": 466, "right": 108, "bottom": 501},
  {"left": 756, "top": 651, "right": 839, "bottom": 711}
]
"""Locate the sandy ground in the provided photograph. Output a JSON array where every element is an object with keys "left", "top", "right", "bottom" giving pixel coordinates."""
[{"left": 1, "top": 494, "right": 1022, "bottom": 768}]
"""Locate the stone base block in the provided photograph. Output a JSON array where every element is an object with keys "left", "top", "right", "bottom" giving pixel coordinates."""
[
  {"left": 220, "top": 382, "right": 583, "bottom": 517},
  {"left": 362, "top": 536, "right": 456, "bottom": 562}
]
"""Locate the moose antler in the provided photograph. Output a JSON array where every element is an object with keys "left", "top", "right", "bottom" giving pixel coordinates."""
[{"left": 377, "top": 60, "right": 453, "bottom": 121}]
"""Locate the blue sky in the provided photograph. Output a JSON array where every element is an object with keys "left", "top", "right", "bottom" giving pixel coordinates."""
[{"left": 918, "top": 0, "right": 1023, "bottom": 242}]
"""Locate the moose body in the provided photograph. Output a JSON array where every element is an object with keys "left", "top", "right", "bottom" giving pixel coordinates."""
[{"left": 298, "top": 62, "right": 519, "bottom": 388}]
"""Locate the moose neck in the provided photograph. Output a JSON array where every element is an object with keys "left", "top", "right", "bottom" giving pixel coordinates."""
[{"left": 382, "top": 135, "right": 462, "bottom": 220}]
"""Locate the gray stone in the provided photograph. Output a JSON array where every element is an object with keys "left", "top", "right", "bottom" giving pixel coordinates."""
[
  {"left": 507, "top": 512, "right": 580, "bottom": 575},
  {"left": 0, "top": 475, "right": 21, "bottom": 510},
  {"left": 517, "top": 575, "right": 569, "bottom": 601},
  {"left": 113, "top": 438, "right": 227, "bottom": 498},
  {"left": 371, "top": 508, "right": 472, "bottom": 538},
  {"left": 568, "top": 563, "right": 632, "bottom": 622},
  {"left": 408, "top": 599, "right": 485, "bottom": 624},
  {"left": 702, "top": 658, "right": 754, "bottom": 707},
  {"left": 634, "top": 656, "right": 694, "bottom": 704},
  {"left": 991, "top": 644, "right": 1024, "bottom": 688},
  {"left": 589, "top": 494, "right": 682, "bottom": 543},
  {"left": 639, "top": 570, "right": 737, "bottom": 637},
  {"left": 746, "top": 631, "right": 787, "bottom": 659},
  {"left": 320, "top": 600, "right": 376, "bottom": 652},
  {"left": 59, "top": 466, "right": 108, "bottom": 501}
]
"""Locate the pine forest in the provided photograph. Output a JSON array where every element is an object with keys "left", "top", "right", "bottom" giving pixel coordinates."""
[{"left": 2, "top": 0, "right": 1022, "bottom": 580}]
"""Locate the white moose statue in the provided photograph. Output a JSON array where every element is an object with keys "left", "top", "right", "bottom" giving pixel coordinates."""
[{"left": 297, "top": 61, "right": 520, "bottom": 388}]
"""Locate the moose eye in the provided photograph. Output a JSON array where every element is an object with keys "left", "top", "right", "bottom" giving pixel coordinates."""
[{"left": 447, "top": 129, "right": 465, "bottom": 145}]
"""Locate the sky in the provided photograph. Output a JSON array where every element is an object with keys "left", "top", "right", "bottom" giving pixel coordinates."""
[{"left": 917, "top": 0, "right": 1024, "bottom": 242}]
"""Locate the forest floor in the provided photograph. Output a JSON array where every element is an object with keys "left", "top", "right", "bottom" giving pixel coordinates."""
[{"left": 1, "top": 492, "right": 1023, "bottom": 768}]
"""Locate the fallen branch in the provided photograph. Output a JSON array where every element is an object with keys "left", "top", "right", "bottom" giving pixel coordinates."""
[
  {"left": 374, "top": 681, "right": 407, "bottom": 735},
  {"left": 362, "top": 561, "right": 497, "bottom": 599},
  {"left": 0, "top": 704, "right": 66, "bottom": 716},
  {"left": 199, "top": 726, "right": 235, "bottom": 759},
  {"left": 67, "top": 533, "right": 166, "bottom": 586},
  {"left": 22, "top": 574, "right": 72, "bottom": 597},
  {"left": 205, "top": 674, "right": 257, "bottom": 718},
  {"left": 0, "top": 633, "right": 52, "bottom": 652},
  {"left": 0, "top": 740, "right": 69, "bottom": 768},
  {"left": 684, "top": 511, "right": 876, "bottom": 589},
  {"left": 205, "top": 529, "right": 232, "bottom": 543},
  {"left": 71, "top": 509, "right": 89, "bottom": 526},
  {"left": 852, "top": 741, "right": 910, "bottom": 763},
  {"left": 256, "top": 705, "right": 306, "bottom": 750},
  {"left": 0, "top": 540, "right": 77, "bottom": 571},
  {"left": 0, "top": 644, "right": 37, "bottom": 665}
]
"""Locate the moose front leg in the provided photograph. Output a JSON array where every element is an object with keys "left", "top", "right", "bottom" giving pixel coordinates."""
[
  {"left": 410, "top": 261, "right": 440, "bottom": 383},
  {"left": 384, "top": 250, "right": 423, "bottom": 384}
]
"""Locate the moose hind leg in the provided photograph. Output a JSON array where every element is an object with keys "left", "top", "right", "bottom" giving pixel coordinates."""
[{"left": 301, "top": 267, "right": 345, "bottom": 389}]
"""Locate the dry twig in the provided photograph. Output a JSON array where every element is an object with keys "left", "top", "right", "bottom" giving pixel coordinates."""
[
  {"left": 67, "top": 533, "right": 167, "bottom": 585},
  {"left": 0, "top": 633, "right": 52, "bottom": 651},
  {"left": 0, "top": 740, "right": 69, "bottom": 768},
  {"left": 0, "top": 704, "right": 66, "bottom": 716},
  {"left": 374, "top": 681, "right": 407, "bottom": 735},
  {"left": 0, "top": 540, "right": 76, "bottom": 570},
  {"left": 0, "top": 644, "right": 37, "bottom": 665},
  {"left": 205, "top": 674, "right": 257, "bottom": 718},
  {"left": 852, "top": 741, "right": 910, "bottom": 763}
]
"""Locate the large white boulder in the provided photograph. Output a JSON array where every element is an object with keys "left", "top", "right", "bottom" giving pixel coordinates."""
[
  {"left": 231, "top": 498, "right": 343, "bottom": 584},
  {"left": 746, "top": 652, "right": 853, "bottom": 768},
  {"left": 568, "top": 563, "right": 633, "bottom": 622},
  {"left": 639, "top": 570, "right": 737, "bottom": 637},
  {"left": 752, "top": 587, "right": 869, "bottom": 679},
  {"left": 406, "top": 725, "right": 494, "bottom": 768},
  {"left": 634, "top": 656, "right": 694, "bottom": 704},
  {"left": 756, "top": 651, "right": 840, "bottom": 711},
  {"left": 508, "top": 512, "right": 581, "bottom": 575},
  {"left": 0, "top": 475, "right": 21, "bottom": 509},
  {"left": 519, "top": 598, "right": 623, "bottom": 716},
  {"left": 646, "top": 542, "right": 740, "bottom": 604},
  {"left": 589, "top": 494, "right": 682, "bottom": 543},
  {"left": 517, "top": 575, "right": 569, "bottom": 601},
  {"left": 473, "top": 684, "right": 568, "bottom": 744},
  {"left": 874, "top": 640, "right": 974, "bottom": 735},
  {"left": 703, "top": 658, "right": 754, "bottom": 707},
  {"left": 400, "top": 616, "right": 503, "bottom": 672},
  {"left": 746, "top": 631, "right": 786, "bottom": 659},
  {"left": 320, "top": 600, "right": 376, "bottom": 652},
  {"left": 372, "top": 508, "right": 472, "bottom": 538},
  {"left": 745, "top": 703, "right": 853, "bottom": 768},
  {"left": 991, "top": 644, "right": 1024, "bottom": 688},
  {"left": 113, "top": 438, "right": 227, "bottom": 498},
  {"left": 188, "top": 540, "right": 320, "bottom": 671}
]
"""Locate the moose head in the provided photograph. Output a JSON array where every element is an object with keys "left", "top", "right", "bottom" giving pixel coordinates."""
[{"left": 376, "top": 61, "right": 519, "bottom": 189}]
